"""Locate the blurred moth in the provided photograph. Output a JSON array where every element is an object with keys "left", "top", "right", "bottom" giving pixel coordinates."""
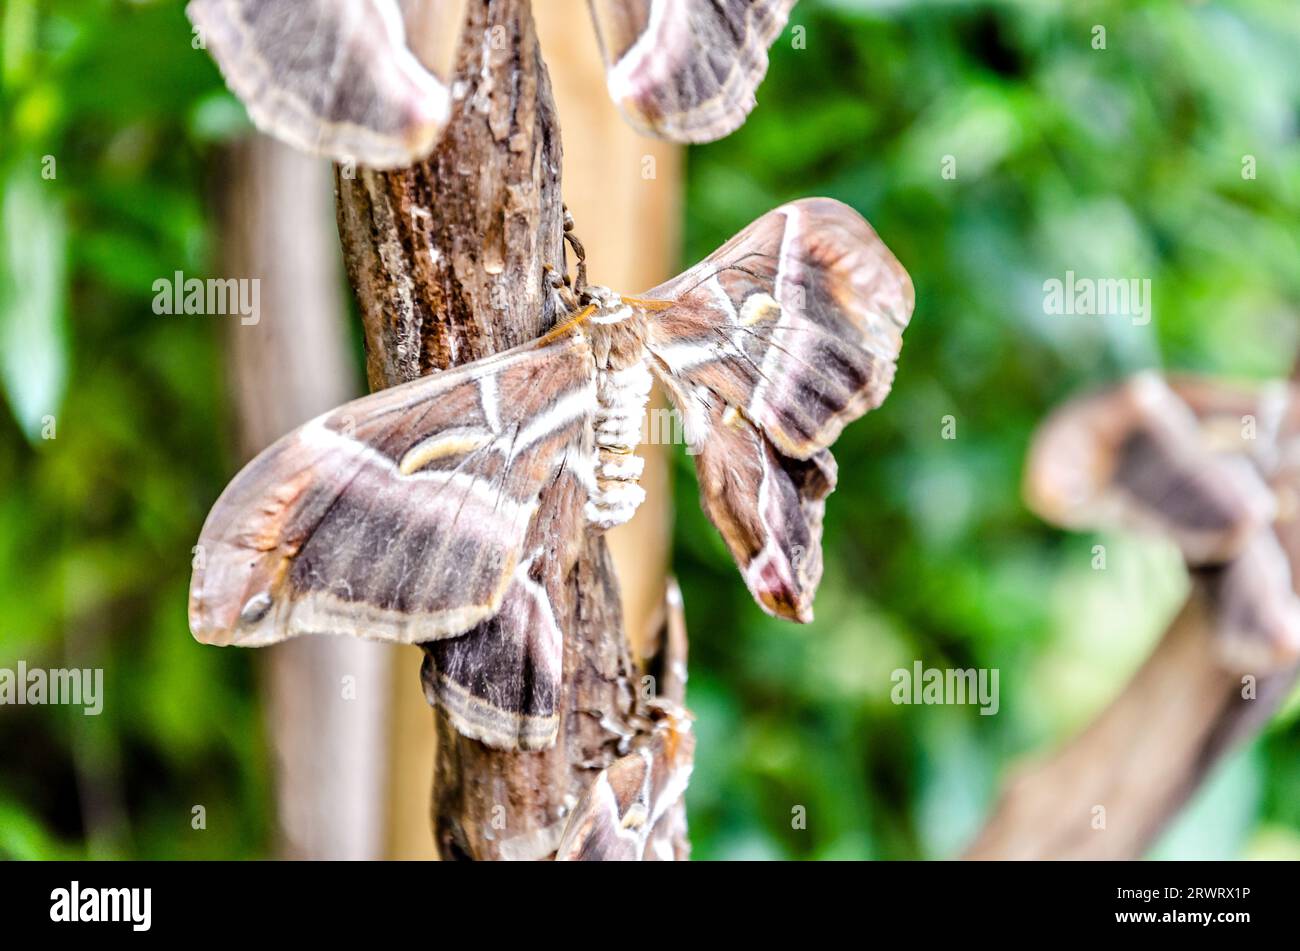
[
  {"left": 186, "top": 0, "right": 799, "bottom": 166},
  {"left": 1026, "top": 371, "right": 1300, "bottom": 671},
  {"left": 189, "top": 198, "right": 915, "bottom": 749}
]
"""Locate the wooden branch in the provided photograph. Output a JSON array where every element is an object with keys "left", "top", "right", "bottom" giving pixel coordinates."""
[
  {"left": 965, "top": 586, "right": 1297, "bottom": 859},
  {"left": 334, "top": 0, "right": 641, "bottom": 861},
  {"left": 218, "top": 134, "right": 389, "bottom": 859}
]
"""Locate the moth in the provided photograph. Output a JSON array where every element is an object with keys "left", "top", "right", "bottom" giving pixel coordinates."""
[
  {"left": 187, "top": 0, "right": 798, "bottom": 167},
  {"left": 189, "top": 197, "right": 915, "bottom": 749},
  {"left": 555, "top": 701, "right": 695, "bottom": 861},
  {"left": 1026, "top": 371, "right": 1300, "bottom": 670}
]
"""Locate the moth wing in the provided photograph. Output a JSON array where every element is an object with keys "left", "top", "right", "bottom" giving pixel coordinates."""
[
  {"left": 645, "top": 197, "right": 914, "bottom": 461},
  {"left": 1199, "top": 529, "right": 1300, "bottom": 671},
  {"left": 556, "top": 713, "right": 695, "bottom": 861},
  {"left": 187, "top": 0, "right": 450, "bottom": 167},
  {"left": 588, "top": 0, "right": 796, "bottom": 143},
  {"left": 1025, "top": 373, "right": 1276, "bottom": 566},
  {"left": 642, "top": 198, "right": 912, "bottom": 620},
  {"left": 677, "top": 389, "right": 836, "bottom": 622},
  {"left": 419, "top": 465, "right": 588, "bottom": 751},
  {"left": 189, "top": 335, "right": 595, "bottom": 648}
]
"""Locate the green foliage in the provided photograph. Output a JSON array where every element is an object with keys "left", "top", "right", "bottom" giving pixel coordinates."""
[
  {"left": 679, "top": 0, "right": 1299, "bottom": 859},
  {"left": 0, "top": 0, "right": 265, "bottom": 859},
  {"left": 0, "top": 0, "right": 1295, "bottom": 860}
]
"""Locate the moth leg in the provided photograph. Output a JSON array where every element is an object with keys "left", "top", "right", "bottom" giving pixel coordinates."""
[{"left": 562, "top": 205, "right": 589, "bottom": 297}]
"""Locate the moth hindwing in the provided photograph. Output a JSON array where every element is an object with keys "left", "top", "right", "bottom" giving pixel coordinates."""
[{"left": 589, "top": 0, "right": 798, "bottom": 143}]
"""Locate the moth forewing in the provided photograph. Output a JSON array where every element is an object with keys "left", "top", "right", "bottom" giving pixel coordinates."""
[
  {"left": 187, "top": 0, "right": 451, "bottom": 168},
  {"left": 187, "top": 334, "right": 595, "bottom": 650},
  {"left": 644, "top": 198, "right": 914, "bottom": 461}
]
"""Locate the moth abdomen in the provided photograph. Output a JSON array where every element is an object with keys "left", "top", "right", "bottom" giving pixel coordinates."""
[{"left": 584, "top": 306, "right": 654, "bottom": 532}]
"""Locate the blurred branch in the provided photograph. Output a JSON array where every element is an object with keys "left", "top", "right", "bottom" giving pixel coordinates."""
[
  {"left": 966, "top": 586, "right": 1297, "bottom": 859},
  {"left": 219, "top": 134, "right": 390, "bottom": 860}
]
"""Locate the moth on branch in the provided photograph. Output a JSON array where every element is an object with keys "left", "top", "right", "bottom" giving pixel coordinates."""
[
  {"left": 188, "top": 198, "right": 915, "bottom": 751},
  {"left": 185, "top": 0, "right": 913, "bottom": 860},
  {"left": 1026, "top": 371, "right": 1300, "bottom": 669}
]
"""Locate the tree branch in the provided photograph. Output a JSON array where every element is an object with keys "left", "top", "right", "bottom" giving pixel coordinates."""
[
  {"left": 965, "top": 586, "right": 1297, "bottom": 859},
  {"left": 334, "top": 0, "right": 639, "bottom": 861}
]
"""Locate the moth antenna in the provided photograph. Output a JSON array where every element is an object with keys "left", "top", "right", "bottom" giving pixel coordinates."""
[{"left": 538, "top": 302, "right": 597, "bottom": 345}]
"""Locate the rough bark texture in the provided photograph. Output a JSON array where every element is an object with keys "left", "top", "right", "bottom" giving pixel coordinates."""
[
  {"left": 967, "top": 357, "right": 1300, "bottom": 859},
  {"left": 218, "top": 134, "right": 390, "bottom": 860},
  {"left": 334, "top": 0, "right": 641, "bottom": 861}
]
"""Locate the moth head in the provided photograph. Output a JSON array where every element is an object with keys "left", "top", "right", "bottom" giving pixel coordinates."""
[{"left": 581, "top": 284, "right": 617, "bottom": 305}]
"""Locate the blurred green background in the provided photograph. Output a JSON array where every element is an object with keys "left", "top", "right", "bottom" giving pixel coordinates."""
[{"left": 1, "top": 0, "right": 1297, "bottom": 860}]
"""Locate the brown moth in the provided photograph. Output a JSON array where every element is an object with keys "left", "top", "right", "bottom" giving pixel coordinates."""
[
  {"left": 588, "top": 0, "right": 798, "bottom": 143},
  {"left": 186, "top": 0, "right": 451, "bottom": 168},
  {"left": 189, "top": 197, "right": 915, "bottom": 749},
  {"left": 1026, "top": 372, "right": 1300, "bottom": 669}
]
